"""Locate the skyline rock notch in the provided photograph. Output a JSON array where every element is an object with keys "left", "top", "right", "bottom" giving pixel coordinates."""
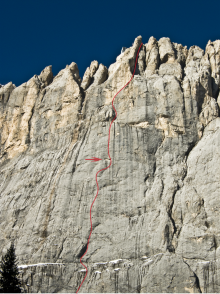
[{"left": 0, "top": 35, "right": 220, "bottom": 293}]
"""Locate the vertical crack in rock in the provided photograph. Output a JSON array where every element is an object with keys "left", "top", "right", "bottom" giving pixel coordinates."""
[
  {"left": 78, "top": 88, "right": 86, "bottom": 115},
  {"left": 182, "top": 259, "right": 202, "bottom": 293},
  {"left": 56, "top": 237, "right": 67, "bottom": 262},
  {"left": 77, "top": 244, "right": 87, "bottom": 259},
  {"left": 26, "top": 102, "right": 35, "bottom": 145},
  {"left": 136, "top": 283, "right": 141, "bottom": 293},
  {"left": 169, "top": 188, "right": 178, "bottom": 237}
]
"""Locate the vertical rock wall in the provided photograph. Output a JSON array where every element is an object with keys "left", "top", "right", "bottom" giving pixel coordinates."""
[{"left": 0, "top": 35, "right": 220, "bottom": 293}]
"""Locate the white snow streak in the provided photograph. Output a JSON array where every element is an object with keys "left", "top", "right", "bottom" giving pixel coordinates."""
[{"left": 18, "top": 263, "right": 64, "bottom": 269}]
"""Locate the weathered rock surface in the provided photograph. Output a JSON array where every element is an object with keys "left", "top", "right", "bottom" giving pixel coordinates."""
[
  {"left": 0, "top": 35, "right": 220, "bottom": 293},
  {"left": 39, "top": 65, "right": 53, "bottom": 87},
  {"left": 81, "top": 60, "right": 99, "bottom": 90}
]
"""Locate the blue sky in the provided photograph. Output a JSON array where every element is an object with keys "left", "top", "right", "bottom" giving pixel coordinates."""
[{"left": 1, "top": 0, "right": 220, "bottom": 86}]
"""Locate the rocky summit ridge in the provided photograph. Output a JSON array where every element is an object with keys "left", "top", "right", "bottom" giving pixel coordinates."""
[{"left": 0, "top": 35, "right": 220, "bottom": 292}]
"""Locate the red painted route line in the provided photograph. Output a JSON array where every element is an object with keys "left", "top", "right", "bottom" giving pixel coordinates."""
[{"left": 76, "top": 42, "right": 143, "bottom": 293}]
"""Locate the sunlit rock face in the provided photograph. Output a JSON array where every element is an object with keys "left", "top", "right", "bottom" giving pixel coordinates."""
[{"left": 0, "top": 35, "right": 220, "bottom": 293}]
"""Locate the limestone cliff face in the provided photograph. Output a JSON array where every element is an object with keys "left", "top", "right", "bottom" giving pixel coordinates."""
[{"left": 0, "top": 35, "right": 220, "bottom": 293}]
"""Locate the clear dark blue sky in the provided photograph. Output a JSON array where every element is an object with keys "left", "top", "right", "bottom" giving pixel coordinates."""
[{"left": 1, "top": 0, "right": 220, "bottom": 87}]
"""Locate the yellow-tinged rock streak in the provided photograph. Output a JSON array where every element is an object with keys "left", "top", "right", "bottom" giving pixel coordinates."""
[{"left": 3, "top": 77, "right": 40, "bottom": 158}]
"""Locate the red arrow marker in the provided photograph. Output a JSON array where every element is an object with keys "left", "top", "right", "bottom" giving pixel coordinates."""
[{"left": 85, "top": 157, "right": 102, "bottom": 162}]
